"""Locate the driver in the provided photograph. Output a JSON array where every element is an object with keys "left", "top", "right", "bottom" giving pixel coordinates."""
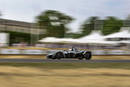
[{"left": 71, "top": 47, "right": 78, "bottom": 51}]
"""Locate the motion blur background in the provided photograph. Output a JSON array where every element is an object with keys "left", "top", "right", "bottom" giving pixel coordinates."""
[{"left": 0, "top": 0, "right": 130, "bottom": 55}]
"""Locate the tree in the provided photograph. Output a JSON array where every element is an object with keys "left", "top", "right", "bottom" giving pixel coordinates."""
[
  {"left": 102, "top": 16, "right": 123, "bottom": 35},
  {"left": 80, "top": 16, "right": 100, "bottom": 36},
  {"left": 36, "top": 10, "right": 74, "bottom": 38},
  {"left": 65, "top": 16, "right": 100, "bottom": 39},
  {"left": 65, "top": 33, "right": 83, "bottom": 38}
]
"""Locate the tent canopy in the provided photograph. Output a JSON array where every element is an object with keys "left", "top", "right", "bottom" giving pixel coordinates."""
[
  {"left": 39, "top": 31, "right": 105, "bottom": 44},
  {"left": 104, "top": 30, "right": 130, "bottom": 38},
  {"left": 39, "top": 30, "right": 130, "bottom": 44},
  {"left": 80, "top": 31, "right": 104, "bottom": 40},
  {"left": 39, "top": 37, "right": 78, "bottom": 43}
]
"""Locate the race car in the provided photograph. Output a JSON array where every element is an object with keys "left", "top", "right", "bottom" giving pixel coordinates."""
[{"left": 47, "top": 47, "right": 92, "bottom": 60}]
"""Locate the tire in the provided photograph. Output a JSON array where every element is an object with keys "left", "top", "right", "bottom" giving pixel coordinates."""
[
  {"left": 54, "top": 52, "right": 64, "bottom": 59},
  {"left": 84, "top": 52, "right": 92, "bottom": 60}
]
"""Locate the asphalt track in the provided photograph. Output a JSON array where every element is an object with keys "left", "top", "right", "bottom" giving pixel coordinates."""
[{"left": 0, "top": 59, "right": 130, "bottom": 63}]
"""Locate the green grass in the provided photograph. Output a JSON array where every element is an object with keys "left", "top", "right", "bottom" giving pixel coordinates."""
[{"left": 0, "top": 62, "right": 130, "bottom": 70}]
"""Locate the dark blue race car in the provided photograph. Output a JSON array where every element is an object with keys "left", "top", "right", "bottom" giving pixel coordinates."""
[{"left": 47, "top": 47, "right": 92, "bottom": 60}]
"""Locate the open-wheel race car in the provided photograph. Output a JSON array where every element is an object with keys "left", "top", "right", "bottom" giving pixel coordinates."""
[{"left": 47, "top": 47, "right": 92, "bottom": 60}]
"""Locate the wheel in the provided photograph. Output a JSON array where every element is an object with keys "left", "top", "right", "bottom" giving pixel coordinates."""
[
  {"left": 84, "top": 52, "right": 92, "bottom": 60},
  {"left": 54, "top": 52, "right": 64, "bottom": 59}
]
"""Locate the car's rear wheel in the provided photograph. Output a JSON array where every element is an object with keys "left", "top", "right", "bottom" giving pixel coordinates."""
[
  {"left": 84, "top": 52, "right": 92, "bottom": 60},
  {"left": 54, "top": 52, "right": 64, "bottom": 59}
]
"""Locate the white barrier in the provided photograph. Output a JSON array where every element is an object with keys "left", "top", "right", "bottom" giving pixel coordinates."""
[
  {"left": 0, "top": 49, "right": 21, "bottom": 54},
  {"left": 107, "top": 50, "right": 126, "bottom": 55},
  {"left": 0, "top": 49, "right": 130, "bottom": 55},
  {"left": 22, "top": 50, "right": 44, "bottom": 54},
  {"left": 92, "top": 50, "right": 106, "bottom": 55},
  {"left": 0, "top": 49, "right": 44, "bottom": 55},
  {"left": 92, "top": 50, "right": 130, "bottom": 55}
]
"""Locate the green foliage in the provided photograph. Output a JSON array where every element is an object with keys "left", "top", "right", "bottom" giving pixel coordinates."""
[
  {"left": 102, "top": 16, "right": 123, "bottom": 35},
  {"left": 80, "top": 16, "right": 100, "bottom": 36},
  {"left": 36, "top": 10, "right": 74, "bottom": 38},
  {"left": 65, "top": 33, "right": 83, "bottom": 38},
  {"left": 65, "top": 17, "right": 101, "bottom": 39},
  {"left": 81, "top": 24, "right": 94, "bottom": 35}
]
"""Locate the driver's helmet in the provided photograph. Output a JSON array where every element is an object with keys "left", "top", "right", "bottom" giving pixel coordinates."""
[
  {"left": 69, "top": 49, "right": 72, "bottom": 51},
  {"left": 72, "top": 47, "right": 78, "bottom": 51}
]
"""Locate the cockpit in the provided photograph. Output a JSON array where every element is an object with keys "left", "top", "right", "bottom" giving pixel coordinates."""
[{"left": 69, "top": 47, "right": 78, "bottom": 51}]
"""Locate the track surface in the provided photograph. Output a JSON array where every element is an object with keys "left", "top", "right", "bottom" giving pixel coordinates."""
[{"left": 0, "top": 59, "right": 130, "bottom": 63}]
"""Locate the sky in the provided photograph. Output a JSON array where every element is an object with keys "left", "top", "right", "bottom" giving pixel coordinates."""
[{"left": 0, "top": 0, "right": 130, "bottom": 32}]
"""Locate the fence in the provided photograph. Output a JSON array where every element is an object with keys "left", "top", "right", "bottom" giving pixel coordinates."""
[{"left": 0, "top": 48, "right": 130, "bottom": 55}]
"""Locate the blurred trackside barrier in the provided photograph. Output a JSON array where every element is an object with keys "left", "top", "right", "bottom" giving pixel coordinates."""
[{"left": 0, "top": 47, "right": 130, "bottom": 55}]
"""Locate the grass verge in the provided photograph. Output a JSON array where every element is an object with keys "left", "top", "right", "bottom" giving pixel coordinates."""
[{"left": 0, "top": 63, "right": 130, "bottom": 87}]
